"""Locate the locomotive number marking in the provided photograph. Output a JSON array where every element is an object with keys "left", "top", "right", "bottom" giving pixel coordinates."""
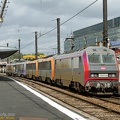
[{"left": 99, "top": 74, "right": 108, "bottom": 77}]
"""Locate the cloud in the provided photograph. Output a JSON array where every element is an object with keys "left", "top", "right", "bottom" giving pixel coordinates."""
[{"left": 0, "top": 0, "right": 120, "bottom": 55}]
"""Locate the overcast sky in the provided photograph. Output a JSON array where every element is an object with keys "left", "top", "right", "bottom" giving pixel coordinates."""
[{"left": 0, "top": 0, "right": 120, "bottom": 55}]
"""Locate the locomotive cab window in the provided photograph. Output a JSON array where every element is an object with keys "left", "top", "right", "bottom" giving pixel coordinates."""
[
  {"left": 88, "top": 54, "right": 101, "bottom": 63},
  {"left": 102, "top": 54, "right": 115, "bottom": 63}
]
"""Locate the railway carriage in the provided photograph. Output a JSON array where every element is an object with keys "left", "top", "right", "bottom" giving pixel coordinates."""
[
  {"left": 38, "top": 57, "right": 54, "bottom": 83},
  {"left": 14, "top": 62, "right": 26, "bottom": 77},
  {"left": 6, "top": 62, "right": 26, "bottom": 77},
  {"left": 6, "top": 63, "right": 16, "bottom": 76},
  {"left": 26, "top": 60, "right": 38, "bottom": 79}
]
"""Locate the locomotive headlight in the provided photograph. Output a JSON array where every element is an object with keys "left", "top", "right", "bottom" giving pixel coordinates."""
[
  {"left": 111, "top": 74, "right": 116, "bottom": 77},
  {"left": 90, "top": 73, "right": 98, "bottom": 77},
  {"left": 91, "top": 74, "right": 94, "bottom": 77},
  {"left": 108, "top": 74, "right": 112, "bottom": 77},
  {"left": 108, "top": 73, "right": 116, "bottom": 77},
  {"left": 94, "top": 74, "right": 98, "bottom": 77}
]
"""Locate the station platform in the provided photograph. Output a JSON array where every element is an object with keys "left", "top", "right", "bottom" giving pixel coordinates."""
[{"left": 0, "top": 75, "right": 87, "bottom": 120}]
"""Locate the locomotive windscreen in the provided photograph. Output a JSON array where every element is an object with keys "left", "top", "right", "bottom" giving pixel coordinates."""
[
  {"left": 88, "top": 54, "right": 116, "bottom": 64},
  {"left": 102, "top": 54, "right": 115, "bottom": 63},
  {"left": 88, "top": 54, "right": 101, "bottom": 63}
]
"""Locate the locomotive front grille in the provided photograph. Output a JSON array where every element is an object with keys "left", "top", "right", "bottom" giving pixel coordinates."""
[{"left": 85, "top": 80, "right": 119, "bottom": 92}]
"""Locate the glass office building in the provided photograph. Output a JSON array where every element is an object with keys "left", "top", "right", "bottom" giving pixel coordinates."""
[{"left": 64, "top": 17, "right": 120, "bottom": 53}]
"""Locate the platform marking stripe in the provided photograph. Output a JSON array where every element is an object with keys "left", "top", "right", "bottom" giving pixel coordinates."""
[{"left": 11, "top": 78, "right": 87, "bottom": 120}]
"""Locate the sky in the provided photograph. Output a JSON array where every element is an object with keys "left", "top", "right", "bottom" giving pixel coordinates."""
[{"left": 0, "top": 0, "right": 120, "bottom": 55}]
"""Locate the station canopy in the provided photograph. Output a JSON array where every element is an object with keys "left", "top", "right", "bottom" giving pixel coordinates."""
[{"left": 0, "top": 46, "right": 18, "bottom": 59}]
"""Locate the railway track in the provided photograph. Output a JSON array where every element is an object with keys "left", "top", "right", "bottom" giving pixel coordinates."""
[
  {"left": 94, "top": 96, "right": 120, "bottom": 105},
  {"left": 5, "top": 75, "right": 120, "bottom": 120}
]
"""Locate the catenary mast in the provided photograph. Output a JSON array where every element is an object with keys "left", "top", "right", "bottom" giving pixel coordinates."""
[{"left": 103, "top": 0, "right": 108, "bottom": 47}]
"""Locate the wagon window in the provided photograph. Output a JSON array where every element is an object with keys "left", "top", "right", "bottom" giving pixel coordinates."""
[
  {"left": 26, "top": 64, "right": 31, "bottom": 69},
  {"left": 39, "top": 62, "right": 46, "bottom": 70},
  {"left": 79, "top": 57, "right": 82, "bottom": 63},
  {"left": 39, "top": 61, "right": 51, "bottom": 70},
  {"left": 46, "top": 61, "right": 51, "bottom": 70},
  {"left": 33, "top": 63, "right": 36, "bottom": 69}
]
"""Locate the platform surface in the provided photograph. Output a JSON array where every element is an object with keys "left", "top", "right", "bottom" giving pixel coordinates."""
[{"left": 0, "top": 76, "right": 87, "bottom": 120}]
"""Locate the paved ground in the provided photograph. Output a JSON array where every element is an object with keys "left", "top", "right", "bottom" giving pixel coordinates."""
[{"left": 0, "top": 76, "right": 87, "bottom": 120}]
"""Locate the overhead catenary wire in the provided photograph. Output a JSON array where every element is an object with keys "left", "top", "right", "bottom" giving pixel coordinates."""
[
  {"left": 21, "top": 0, "right": 99, "bottom": 50},
  {"left": 20, "top": 41, "right": 34, "bottom": 49},
  {"left": 38, "top": 0, "right": 98, "bottom": 38},
  {"left": 38, "top": 38, "right": 65, "bottom": 51},
  {"left": 61, "top": 0, "right": 98, "bottom": 26}
]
